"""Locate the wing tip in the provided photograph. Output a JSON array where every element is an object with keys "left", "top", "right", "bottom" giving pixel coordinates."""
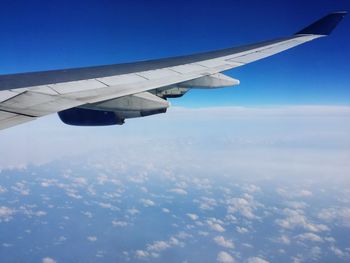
[{"left": 295, "top": 11, "right": 347, "bottom": 36}]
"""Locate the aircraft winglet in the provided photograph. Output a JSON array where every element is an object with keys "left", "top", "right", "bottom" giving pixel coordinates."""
[{"left": 295, "top": 11, "right": 347, "bottom": 36}]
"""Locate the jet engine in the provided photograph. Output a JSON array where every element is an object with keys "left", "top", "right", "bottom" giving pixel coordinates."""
[{"left": 58, "top": 91, "right": 169, "bottom": 126}]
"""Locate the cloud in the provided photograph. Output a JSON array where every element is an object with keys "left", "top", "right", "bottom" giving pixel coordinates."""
[
  {"left": 40, "top": 179, "right": 58, "bottom": 188},
  {"left": 175, "top": 231, "right": 192, "bottom": 240},
  {"left": 128, "top": 172, "right": 149, "bottom": 184},
  {"left": 195, "top": 197, "right": 217, "bottom": 210},
  {"left": 1, "top": 105, "right": 349, "bottom": 263},
  {"left": 274, "top": 235, "right": 291, "bottom": 245},
  {"left": 135, "top": 250, "right": 152, "bottom": 259},
  {"left": 171, "top": 105, "right": 350, "bottom": 118},
  {"left": 0, "top": 185, "right": 7, "bottom": 194},
  {"left": 112, "top": 220, "right": 128, "bottom": 227},
  {"left": 217, "top": 251, "right": 235, "bottom": 263},
  {"left": 2, "top": 243, "right": 13, "bottom": 248},
  {"left": 127, "top": 208, "right": 140, "bottom": 215},
  {"left": 147, "top": 241, "right": 170, "bottom": 252},
  {"left": 226, "top": 194, "right": 260, "bottom": 220},
  {"left": 296, "top": 190, "right": 312, "bottom": 197},
  {"left": 213, "top": 236, "right": 235, "bottom": 249},
  {"left": 207, "top": 218, "right": 225, "bottom": 232},
  {"left": 276, "top": 208, "right": 329, "bottom": 232},
  {"left": 318, "top": 207, "right": 350, "bottom": 228},
  {"left": 277, "top": 188, "right": 313, "bottom": 198},
  {"left": 246, "top": 257, "right": 269, "bottom": 263},
  {"left": 187, "top": 213, "right": 199, "bottom": 221},
  {"left": 310, "top": 246, "right": 322, "bottom": 260},
  {"left": 236, "top": 226, "right": 249, "bottom": 234},
  {"left": 242, "top": 184, "right": 261, "bottom": 193},
  {"left": 135, "top": 236, "right": 183, "bottom": 259},
  {"left": 87, "top": 236, "right": 97, "bottom": 242},
  {"left": 140, "top": 199, "right": 155, "bottom": 207},
  {"left": 11, "top": 182, "right": 30, "bottom": 196},
  {"left": 0, "top": 206, "right": 15, "bottom": 222},
  {"left": 296, "top": 233, "right": 323, "bottom": 242},
  {"left": 1, "top": 105, "right": 349, "bottom": 176},
  {"left": 71, "top": 177, "right": 88, "bottom": 186},
  {"left": 98, "top": 202, "right": 119, "bottom": 211},
  {"left": 285, "top": 201, "right": 308, "bottom": 210},
  {"left": 330, "top": 245, "right": 350, "bottom": 259},
  {"left": 82, "top": 211, "right": 93, "bottom": 218},
  {"left": 291, "top": 255, "right": 304, "bottom": 263},
  {"left": 169, "top": 188, "right": 188, "bottom": 195},
  {"left": 162, "top": 208, "right": 170, "bottom": 213},
  {"left": 42, "top": 258, "right": 56, "bottom": 263}
]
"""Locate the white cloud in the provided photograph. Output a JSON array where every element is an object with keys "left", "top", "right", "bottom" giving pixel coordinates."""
[
  {"left": 147, "top": 241, "right": 170, "bottom": 252},
  {"left": 318, "top": 207, "right": 350, "bottom": 228},
  {"left": 198, "top": 231, "right": 209, "bottom": 236},
  {"left": 276, "top": 188, "right": 313, "bottom": 199},
  {"left": 98, "top": 202, "right": 119, "bottom": 211},
  {"left": 175, "top": 231, "right": 192, "bottom": 240},
  {"left": 135, "top": 236, "right": 183, "bottom": 259},
  {"left": 207, "top": 219, "right": 225, "bottom": 232},
  {"left": 196, "top": 197, "right": 217, "bottom": 210},
  {"left": 291, "top": 255, "right": 304, "bottom": 263},
  {"left": 35, "top": 211, "right": 47, "bottom": 217},
  {"left": 330, "top": 245, "right": 349, "bottom": 259},
  {"left": 310, "top": 246, "right": 322, "bottom": 260},
  {"left": 0, "top": 206, "right": 15, "bottom": 222},
  {"left": 42, "top": 257, "right": 56, "bottom": 263},
  {"left": 227, "top": 195, "right": 260, "bottom": 220},
  {"left": 275, "top": 235, "right": 291, "bottom": 245},
  {"left": 187, "top": 213, "right": 198, "bottom": 221},
  {"left": 276, "top": 208, "right": 329, "bottom": 232},
  {"left": 296, "top": 232, "right": 323, "bottom": 242},
  {"left": 243, "top": 184, "right": 261, "bottom": 193},
  {"left": 169, "top": 188, "right": 188, "bottom": 195},
  {"left": 11, "top": 182, "right": 30, "bottom": 196},
  {"left": 71, "top": 177, "right": 88, "bottom": 186},
  {"left": 82, "top": 211, "right": 93, "bottom": 218},
  {"left": 87, "top": 236, "right": 97, "bottom": 242},
  {"left": 162, "top": 208, "right": 170, "bottom": 213},
  {"left": 3, "top": 243, "right": 13, "bottom": 248},
  {"left": 112, "top": 220, "right": 128, "bottom": 227},
  {"left": 297, "top": 190, "right": 312, "bottom": 197},
  {"left": 140, "top": 199, "right": 155, "bottom": 207},
  {"left": 128, "top": 172, "right": 149, "bottom": 184},
  {"left": 135, "top": 250, "right": 150, "bottom": 259},
  {"left": 236, "top": 226, "right": 249, "bottom": 234},
  {"left": 1, "top": 105, "right": 349, "bottom": 177},
  {"left": 127, "top": 208, "right": 140, "bottom": 215},
  {"left": 217, "top": 251, "right": 234, "bottom": 263},
  {"left": 285, "top": 201, "right": 308, "bottom": 209},
  {"left": 214, "top": 236, "right": 235, "bottom": 249},
  {"left": 0, "top": 185, "right": 7, "bottom": 194},
  {"left": 246, "top": 257, "right": 269, "bottom": 263}
]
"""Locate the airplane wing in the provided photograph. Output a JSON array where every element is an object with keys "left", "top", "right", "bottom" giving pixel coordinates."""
[{"left": 0, "top": 11, "right": 347, "bottom": 130}]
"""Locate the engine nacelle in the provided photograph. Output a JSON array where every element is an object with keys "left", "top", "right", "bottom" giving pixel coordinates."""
[
  {"left": 58, "top": 92, "right": 169, "bottom": 126},
  {"left": 58, "top": 107, "right": 167, "bottom": 126},
  {"left": 58, "top": 108, "right": 125, "bottom": 126}
]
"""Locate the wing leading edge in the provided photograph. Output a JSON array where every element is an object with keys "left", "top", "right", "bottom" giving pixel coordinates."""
[{"left": 0, "top": 11, "right": 347, "bottom": 130}]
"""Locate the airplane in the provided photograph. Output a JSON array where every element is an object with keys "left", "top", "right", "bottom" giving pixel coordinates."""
[{"left": 0, "top": 11, "right": 347, "bottom": 130}]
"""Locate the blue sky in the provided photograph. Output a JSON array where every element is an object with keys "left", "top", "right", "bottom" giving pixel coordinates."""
[{"left": 0, "top": 0, "right": 349, "bottom": 106}]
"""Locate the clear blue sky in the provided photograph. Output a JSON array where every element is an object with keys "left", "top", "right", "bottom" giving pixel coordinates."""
[{"left": 0, "top": 0, "right": 349, "bottom": 106}]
